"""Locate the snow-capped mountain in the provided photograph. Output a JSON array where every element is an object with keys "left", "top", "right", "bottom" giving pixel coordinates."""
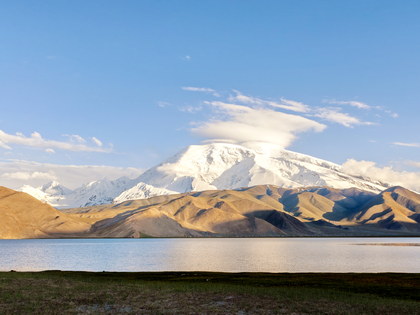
[
  {"left": 21, "top": 177, "right": 136, "bottom": 208},
  {"left": 118, "top": 142, "right": 387, "bottom": 201},
  {"left": 20, "top": 181, "right": 71, "bottom": 207},
  {"left": 20, "top": 142, "right": 389, "bottom": 208},
  {"left": 113, "top": 182, "right": 177, "bottom": 204},
  {"left": 68, "top": 177, "right": 137, "bottom": 207}
]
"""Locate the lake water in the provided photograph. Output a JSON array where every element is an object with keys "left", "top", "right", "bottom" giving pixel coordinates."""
[{"left": 0, "top": 238, "right": 419, "bottom": 273}]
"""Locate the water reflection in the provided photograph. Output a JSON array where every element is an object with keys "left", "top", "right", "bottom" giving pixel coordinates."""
[{"left": 0, "top": 238, "right": 418, "bottom": 272}]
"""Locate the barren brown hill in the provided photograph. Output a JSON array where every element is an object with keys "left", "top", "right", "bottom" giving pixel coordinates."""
[
  {"left": 62, "top": 185, "right": 420, "bottom": 238},
  {"left": 1, "top": 185, "right": 420, "bottom": 238},
  {"left": 351, "top": 186, "right": 420, "bottom": 231},
  {"left": 0, "top": 186, "right": 90, "bottom": 239}
]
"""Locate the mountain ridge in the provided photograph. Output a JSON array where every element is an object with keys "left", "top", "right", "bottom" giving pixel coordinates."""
[
  {"left": 19, "top": 142, "right": 390, "bottom": 208},
  {"left": 2, "top": 184, "right": 419, "bottom": 239}
]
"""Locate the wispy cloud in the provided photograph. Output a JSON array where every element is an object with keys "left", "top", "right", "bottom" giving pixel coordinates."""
[
  {"left": 276, "top": 98, "right": 311, "bottom": 113},
  {"left": 192, "top": 101, "right": 325, "bottom": 148},
  {"left": 64, "top": 134, "right": 86, "bottom": 143},
  {"left": 182, "top": 86, "right": 215, "bottom": 93},
  {"left": 179, "top": 105, "right": 203, "bottom": 113},
  {"left": 342, "top": 159, "right": 420, "bottom": 192},
  {"left": 314, "top": 108, "right": 374, "bottom": 127},
  {"left": 228, "top": 91, "right": 310, "bottom": 113},
  {"left": 157, "top": 101, "right": 172, "bottom": 108},
  {"left": 181, "top": 86, "right": 220, "bottom": 97},
  {"left": 385, "top": 110, "right": 399, "bottom": 118},
  {"left": 324, "top": 99, "right": 399, "bottom": 118},
  {"left": 91, "top": 137, "right": 103, "bottom": 147},
  {"left": 393, "top": 142, "right": 420, "bottom": 148},
  {"left": 324, "top": 99, "right": 371, "bottom": 109},
  {"left": 2, "top": 170, "right": 57, "bottom": 181},
  {"left": 0, "top": 130, "right": 110, "bottom": 153}
]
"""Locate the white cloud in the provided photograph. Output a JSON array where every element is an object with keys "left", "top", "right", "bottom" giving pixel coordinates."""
[
  {"left": 228, "top": 91, "right": 310, "bottom": 113},
  {"left": 324, "top": 99, "right": 371, "bottom": 109},
  {"left": 393, "top": 142, "right": 420, "bottom": 148},
  {"left": 45, "top": 148, "right": 55, "bottom": 154},
  {"left": 324, "top": 99, "right": 399, "bottom": 118},
  {"left": 179, "top": 105, "right": 203, "bottom": 113},
  {"left": 0, "top": 130, "right": 110, "bottom": 152},
  {"left": 342, "top": 159, "right": 420, "bottom": 192},
  {"left": 91, "top": 137, "right": 103, "bottom": 147},
  {"left": 314, "top": 108, "right": 374, "bottom": 127},
  {"left": 181, "top": 86, "right": 220, "bottom": 97},
  {"left": 181, "top": 88, "right": 381, "bottom": 146},
  {"left": 2, "top": 171, "right": 57, "bottom": 181},
  {"left": 0, "top": 160, "right": 144, "bottom": 190},
  {"left": 64, "top": 134, "right": 86, "bottom": 143},
  {"left": 192, "top": 101, "right": 326, "bottom": 148},
  {"left": 182, "top": 86, "right": 215, "bottom": 93},
  {"left": 157, "top": 101, "right": 171, "bottom": 108},
  {"left": 228, "top": 91, "right": 262, "bottom": 105},
  {"left": 276, "top": 98, "right": 311, "bottom": 113},
  {"left": 385, "top": 110, "right": 399, "bottom": 118}
]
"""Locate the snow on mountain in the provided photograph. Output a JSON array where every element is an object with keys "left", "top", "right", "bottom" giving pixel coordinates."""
[
  {"left": 20, "top": 181, "right": 71, "bottom": 207},
  {"left": 67, "top": 177, "right": 137, "bottom": 208},
  {"left": 20, "top": 142, "right": 389, "bottom": 208},
  {"left": 40, "top": 181, "right": 73, "bottom": 196},
  {"left": 136, "top": 142, "right": 255, "bottom": 192},
  {"left": 125, "top": 142, "right": 387, "bottom": 198},
  {"left": 20, "top": 177, "right": 136, "bottom": 208},
  {"left": 113, "top": 182, "right": 177, "bottom": 204}
]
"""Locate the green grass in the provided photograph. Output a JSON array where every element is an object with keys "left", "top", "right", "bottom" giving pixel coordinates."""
[{"left": 0, "top": 271, "right": 419, "bottom": 314}]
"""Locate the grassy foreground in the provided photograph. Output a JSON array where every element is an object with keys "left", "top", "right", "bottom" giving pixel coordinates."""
[{"left": 0, "top": 272, "right": 419, "bottom": 314}]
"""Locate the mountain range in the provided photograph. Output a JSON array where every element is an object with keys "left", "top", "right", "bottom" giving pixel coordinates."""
[
  {"left": 1, "top": 184, "right": 419, "bottom": 238},
  {"left": 20, "top": 142, "right": 389, "bottom": 208}
]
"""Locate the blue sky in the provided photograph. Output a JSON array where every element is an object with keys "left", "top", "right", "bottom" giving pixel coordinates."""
[{"left": 0, "top": 0, "right": 419, "bottom": 188}]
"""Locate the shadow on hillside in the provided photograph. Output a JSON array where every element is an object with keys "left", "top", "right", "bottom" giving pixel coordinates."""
[{"left": 246, "top": 210, "right": 309, "bottom": 234}]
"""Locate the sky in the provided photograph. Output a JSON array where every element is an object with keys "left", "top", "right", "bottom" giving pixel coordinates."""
[{"left": 0, "top": 0, "right": 419, "bottom": 190}]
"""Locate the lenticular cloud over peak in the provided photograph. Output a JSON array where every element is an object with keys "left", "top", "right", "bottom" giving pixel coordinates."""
[{"left": 192, "top": 101, "right": 326, "bottom": 148}]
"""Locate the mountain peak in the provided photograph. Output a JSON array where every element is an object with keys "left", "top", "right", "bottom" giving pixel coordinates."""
[
  {"left": 41, "top": 180, "right": 60, "bottom": 189},
  {"left": 129, "top": 142, "right": 387, "bottom": 200},
  {"left": 239, "top": 141, "right": 284, "bottom": 156},
  {"left": 38, "top": 181, "right": 72, "bottom": 196}
]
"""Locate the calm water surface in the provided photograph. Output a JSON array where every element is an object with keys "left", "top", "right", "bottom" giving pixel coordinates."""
[{"left": 0, "top": 238, "right": 419, "bottom": 272}]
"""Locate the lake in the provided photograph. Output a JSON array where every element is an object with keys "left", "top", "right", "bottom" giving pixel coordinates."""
[{"left": 0, "top": 238, "right": 419, "bottom": 273}]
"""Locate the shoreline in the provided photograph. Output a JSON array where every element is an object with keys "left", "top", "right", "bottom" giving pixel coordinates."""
[
  {"left": 3, "top": 270, "right": 420, "bottom": 274},
  {"left": 1, "top": 234, "right": 420, "bottom": 240}
]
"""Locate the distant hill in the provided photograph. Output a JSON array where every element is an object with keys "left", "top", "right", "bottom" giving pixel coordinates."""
[{"left": 2, "top": 184, "right": 418, "bottom": 238}]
